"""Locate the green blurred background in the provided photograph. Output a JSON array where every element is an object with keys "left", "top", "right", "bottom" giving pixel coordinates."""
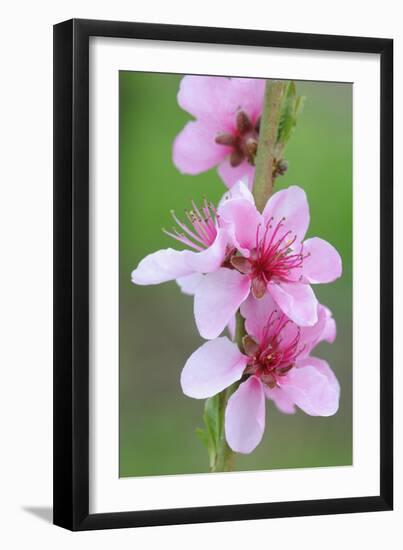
[{"left": 119, "top": 73, "right": 352, "bottom": 477}]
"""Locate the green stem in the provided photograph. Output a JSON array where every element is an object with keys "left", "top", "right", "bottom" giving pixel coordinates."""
[
  {"left": 235, "top": 309, "right": 246, "bottom": 351},
  {"left": 252, "top": 80, "right": 288, "bottom": 212},
  {"left": 212, "top": 388, "right": 235, "bottom": 472}
]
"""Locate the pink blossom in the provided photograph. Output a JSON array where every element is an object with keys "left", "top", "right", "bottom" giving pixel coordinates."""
[
  {"left": 193, "top": 181, "right": 342, "bottom": 338},
  {"left": 173, "top": 76, "right": 265, "bottom": 188},
  {"left": 181, "top": 294, "right": 339, "bottom": 454}
]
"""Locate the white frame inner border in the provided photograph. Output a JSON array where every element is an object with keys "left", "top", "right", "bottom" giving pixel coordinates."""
[{"left": 89, "top": 36, "right": 380, "bottom": 514}]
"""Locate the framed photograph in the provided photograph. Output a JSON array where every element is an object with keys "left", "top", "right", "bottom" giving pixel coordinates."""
[{"left": 53, "top": 19, "right": 393, "bottom": 530}]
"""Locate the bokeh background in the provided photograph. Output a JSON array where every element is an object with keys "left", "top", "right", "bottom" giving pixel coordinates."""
[{"left": 119, "top": 73, "right": 352, "bottom": 477}]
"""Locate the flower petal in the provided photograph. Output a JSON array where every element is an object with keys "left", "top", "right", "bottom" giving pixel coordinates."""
[
  {"left": 178, "top": 76, "right": 265, "bottom": 127},
  {"left": 299, "top": 304, "right": 337, "bottom": 356},
  {"left": 301, "top": 357, "right": 340, "bottom": 412},
  {"left": 131, "top": 248, "right": 193, "bottom": 285},
  {"left": 227, "top": 315, "right": 236, "bottom": 340},
  {"left": 186, "top": 227, "right": 229, "bottom": 273},
  {"left": 225, "top": 376, "right": 266, "bottom": 453},
  {"left": 217, "top": 157, "right": 255, "bottom": 189},
  {"left": 321, "top": 306, "right": 337, "bottom": 343},
  {"left": 301, "top": 237, "right": 342, "bottom": 283},
  {"left": 265, "top": 385, "right": 296, "bottom": 414},
  {"left": 181, "top": 337, "right": 248, "bottom": 399},
  {"left": 173, "top": 120, "right": 228, "bottom": 175},
  {"left": 262, "top": 185, "right": 310, "bottom": 245},
  {"left": 176, "top": 273, "right": 203, "bottom": 295},
  {"left": 177, "top": 76, "right": 235, "bottom": 124},
  {"left": 226, "top": 78, "right": 266, "bottom": 122},
  {"left": 280, "top": 358, "right": 340, "bottom": 416},
  {"left": 240, "top": 292, "right": 278, "bottom": 342},
  {"left": 269, "top": 282, "right": 318, "bottom": 326},
  {"left": 194, "top": 268, "right": 251, "bottom": 339},
  {"left": 219, "top": 197, "right": 263, "bottom": 251},
  {"left": 296, "top": 303, "right": 327, "bottom": 357},
  {"left": 218, "top": 179, "right": 255, "bottom": 207},
  {"left": 132, "top": 228, "right": 229, "bottom": 287}
]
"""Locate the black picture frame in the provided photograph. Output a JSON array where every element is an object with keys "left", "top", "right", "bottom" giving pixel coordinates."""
[{"left": 53, "top": 18, "right": 393, "bottom": 531}]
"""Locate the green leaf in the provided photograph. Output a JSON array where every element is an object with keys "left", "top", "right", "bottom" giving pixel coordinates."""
[
  {"left": 295, "top": 95, "right": 305, "bottom": 118},
  {"left": 195, "top": 395, "right": 224, "bottom": 470},
  {"left": 195, "top": 427, "right": 209, "bottom": 447},
  {"left": 277, "top": 81, "right": 305, "bottom": 147},
  {"left": 195, "top": 427, "right": 216, "bottom": 470},
  {"left": 276, "top": 82, "right": 294, "bottom": 143}
]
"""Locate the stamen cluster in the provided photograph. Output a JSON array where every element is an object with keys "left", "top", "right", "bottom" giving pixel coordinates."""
[
  {"left": 164, "top": 200, "right": 219, "bottom": 251},
  {"left": 243, "top": 312, "right": 302, "bottom": 388},
  {"left": 215, "top": 110, "right": 260, "bottom": 167},
  {"left": 231, "top": 217, "right": 309, "bottom": 299}
]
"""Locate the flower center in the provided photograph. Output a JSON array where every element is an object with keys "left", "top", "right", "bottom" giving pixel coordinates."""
[
  {"left": 243, "top": 313, "right": 302, "bottom": 388},
  {"left": 164, "top": 199, "right": 219, "bottom": 251},
  {"left": 215, "top": 110, "right": 259, "bottom": 167},
  {"left": 231, "top": 218, "right": 309, "bottom": 299}
]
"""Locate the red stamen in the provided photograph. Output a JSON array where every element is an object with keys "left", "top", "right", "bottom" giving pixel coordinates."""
[{"left": 248, "top": 218, "right": 307, "bottom": 286}]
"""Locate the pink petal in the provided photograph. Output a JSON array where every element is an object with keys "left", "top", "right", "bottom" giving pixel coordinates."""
[
  {"left": 322, "top": 317, "right": 337, "bottom": 343},
  {"left": 132, "top": 229, "right": 229, "bottom": 287},
  {"left": 240, "top": 292, "right": 278, "bottom": 342},
  {"left": 301, "top": 237, "right": 342, "bottom": 283},
  {"left": 269, "top": 282, "right": 318, "bottom": 326},
  {"left": 181, "top": 337, "right": 248, "bottom": 399},
  {"left": 227, "top": 315, "right": 236, "bottom": 340},
  {"left": 225, "top": 376, "right": 266, "bottom": 453},
  {"left": 218, "top": 179, "right": 255, "bottom": 207},
  {"left": 131, "top": 248, "right": 193, "bottom": 285},
  {"left": 219, "top": 197, "right": 262, "bottom": 252},
  {"left": 178, "top": 76, "right": 264, "bottom": 128},
  {"left": 297, "top": 303, "right": 329, "bottom": 357},
  {"left": 176, "top": 273, "right": 203, "bottom": 295},
  {"left": 280, "top": 358, "right": 340, "bottom": 416},
  {"left": 217, "top": 157, "right": 255, "bottom": 189},
  {"left": 300, "top": 304, "right": 337, "bottom": 353},
  {"left": 321, "top": 306, "right": 337, "bottom": 343},
  {"left": 185, "top": 228, "right": 229, "bottom": 274},
  {"left": 173, "top": 120, "right": 228, "bottom": 175},
  {"left": 302, "top": 357, "right": 340, "bottom": 409},
  {"left": 177, "top": 76, "right": 235, "bottom": 126},
  {"left": 265, "top": 385, "right": 296, "bottom": 414},
  {"left": 226, "top": 78, "right": 266, "bottom": 122},
  {"left": 194, "top": 268, "right": 251, "bottom": 339},
  {"left": 262, "top": 185, "right": 310, "bottom": 245}
]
